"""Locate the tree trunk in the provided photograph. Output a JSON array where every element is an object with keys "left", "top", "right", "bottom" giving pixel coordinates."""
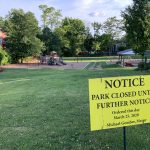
[
  {"left": 144, "top": 57, "right": 147, "bottom": 64},
  {"left": 20, "top": 58, "right": 23, "bottom": 64}
]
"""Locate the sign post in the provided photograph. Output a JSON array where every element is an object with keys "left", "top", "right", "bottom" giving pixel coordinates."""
[
  {"left": 89, "top": 75, "right": 150, "bottom": 148},
  {"left": 123, "top": 127, "right": 126, "bottom": 150}
]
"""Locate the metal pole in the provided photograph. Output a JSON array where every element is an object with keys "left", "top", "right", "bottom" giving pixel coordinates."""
[{"left": 123, "top": 127, "right": 127, "bottom": 150}]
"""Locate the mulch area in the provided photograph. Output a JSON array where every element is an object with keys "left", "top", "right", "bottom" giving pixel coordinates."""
[{"left": 1, "top": 62, "right": 89, "bottom": 70}]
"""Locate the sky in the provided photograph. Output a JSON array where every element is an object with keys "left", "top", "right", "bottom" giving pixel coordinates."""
[{"left": 0, "top": 0, "right": 133, "bottom": 26}]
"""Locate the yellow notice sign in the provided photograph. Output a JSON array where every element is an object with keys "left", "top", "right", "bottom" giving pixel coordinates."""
[{"left": 89, "top": 75, "right": 150, "bottom": 131}]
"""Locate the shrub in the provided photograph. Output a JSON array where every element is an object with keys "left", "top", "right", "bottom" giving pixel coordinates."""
[
  {"left": 138, "top": 62, "right": 145, "bottom": 69},
  {"left": 144, "top": 63, "right": 150, "bottom": 70},
  {"left": 116, "top": 61, "right": 121, "bottom": 65},
  {"left": 0, "top": 53, "right": 3, "bottom": 65},
  {"left": 138, "top": 62, "right": 150, "bottom": 70},
  {"left": 0, "top": 46, "right": 10, "bottom": 65}
]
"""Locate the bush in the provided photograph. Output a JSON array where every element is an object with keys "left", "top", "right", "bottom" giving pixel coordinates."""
[
  {"left": 144, "top": 63, "right": 150, "bottom": 70},
  {"left": 116, "top": 61, "right": 121, "bottom": 65},
  {"left": 138, "top": 62, "right": 145, "bottom": 69},
  {"left": 0, "top": 46, "right": 10, "bottom": 65},
  {"left": 0, "top": 53, "right": 3, "bottom": 65},
  {"left": 138, "top": 62, "right": 150, "bottom": 70}
]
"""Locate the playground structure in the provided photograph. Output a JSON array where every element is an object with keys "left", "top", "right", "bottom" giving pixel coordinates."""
[{"left": 40, "top": 51, "right": 66, "bottom": 66}]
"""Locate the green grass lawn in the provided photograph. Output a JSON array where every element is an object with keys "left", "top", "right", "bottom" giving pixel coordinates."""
[
  {"left": 63, "top": 56, "right": 143, "bottom": 62},
  {"left": 63, "top": 56, "right": 118, "bottom": 62},
  {"left": 0, "top": 68, "right": 150, "bottom": 150}
]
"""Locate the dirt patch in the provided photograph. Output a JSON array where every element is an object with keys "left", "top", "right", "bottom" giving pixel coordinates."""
[{"left": 1, "top": 62, "right": 89, "bottom": 70}]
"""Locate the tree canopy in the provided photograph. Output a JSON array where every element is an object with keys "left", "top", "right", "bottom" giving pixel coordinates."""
[
  {"left": 122, "top": 0, "right": 150, "bottom": 55},
  {"left": 58, "top": 17, "right": 87, "bottom": 56},
  {"left": 39, "top": 4, "right": 62, "bottom": 30},
  {"left": 5, "top": 9, "right": 43, "bottom": 63},
  {"left": 0, "top": 3, "right": 133, "bottom": 59}
]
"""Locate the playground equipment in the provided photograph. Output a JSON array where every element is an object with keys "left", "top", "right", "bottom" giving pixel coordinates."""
[{"left": 40, "top": 51, "right": 66, "bottom": 66}]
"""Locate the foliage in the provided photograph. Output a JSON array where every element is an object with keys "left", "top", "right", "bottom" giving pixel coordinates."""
[
  {"left": 5, "top": 9, "right": 43, "bottom": 63},
  {"left": 38, "top": 27, "right": 64, "bottom": 55},
  {"left": 0, "top": 5, "right": 130, "bottom": 60},
  {"left": 0, "top": 49, "right": 3, "bottom": 65},
  {"left": 101, "top": 17, "right": 124, "bottom": 53},
  {"left": 0, "top": 17, "right": 5, "bottom": 29},
  {"left": 91, "top": 22, "right": 102, "bottom": 37},
  {"left": 138, "top": 62, "right": 150, "bottom": 70},
  {"left": 59, "top": 17, "right": 87, "bottom": 56},
  {"left": 90, "top": 17, "right": 124, "bottom": 53},
  {"left": 84, "top": 27, "right": 93, "bottom": 53},
  {"left": 100, "top": 34, "right": 112, "bottom": 51},
  {"left": 144, "top": 63, "right": 150, "bottom": 70},
  {"left": 2, "top": 5, "right": 126, "bottom": 59},
  {"left": 91, "top": 41, "right": 101, "bottom": 51},
  {"left": 0, "top": 46, "right": 10, "bottom": 65},
  {"left": 102, "top": 17, "right": 124, "bottom": 40},
  {"left": 38, "top": 16, "right": 87, "bottom": 56},
  {"left": 39, "top": 4, "right": 62, "bottom": 30},
  {"left": 118, "top": 45, "right": 128, "bottom": 51},
  {"left": 122, "top": 0, "right": 150, "bottom": 56}
]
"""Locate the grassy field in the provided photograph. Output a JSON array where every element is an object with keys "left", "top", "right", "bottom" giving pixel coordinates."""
[
  {"left": 63, "top": 56, "right": 117, "bottom": 61},
  {"left": 0, "top": 68, "right": 150, "bottom": 150},
  {"left": 63, "top": 56, "right": 143, "bottom": 62}
]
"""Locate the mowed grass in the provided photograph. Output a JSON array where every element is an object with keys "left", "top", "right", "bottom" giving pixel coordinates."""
[
  {"left": 63, "top": 56, "right": 143, "bottom": 62},
  {"left": 63, "top": 56, "right": 117, "bottom": 62},
  {"left": 0, "top": 68, "right": 150, "bottom": 150}
]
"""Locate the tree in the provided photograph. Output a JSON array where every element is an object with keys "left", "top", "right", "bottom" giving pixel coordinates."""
[
  {"left": 59, "top": 17, "right": 87, "bottom": 56},
  {"left": 122, "top": 0, "right": 150, "bottom": 56},
  {"left": 38, "top": 27, "right": 62, "bottom": 55},
  {"left": 102, "top": 17, "right": 124, "bottom": 40},
  {"left": 38, "top": 5, "right": 62, "bottom": 55},
  {"left": 100, "top": 34, "right": 112, "bottom": 51},
  {"left": 0, "top": 46, "right": 10, "bottom": 65},
  {"left": 92, "top": 41, "right": 101, "bottom": 51},
  {"left": 38, "top": 27, "right": 53, "bottom": 54},
  {"left": 100, "top": 17, "right": 124, "bottom": 54},
  {"left": 0, "top": 17, "right": 5, "bottom": 29},
  {"left": 84, "top": 27, "right": 94, "bottom": 53},
  {"left": 39, "top": 5, "right": 62, "bottom": 30},
  {"left": 91, "top": 22, "right": 102, "bottom": 38},
  {"left": 5, "top": 9, "right": 43, "bottom": 63}
]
